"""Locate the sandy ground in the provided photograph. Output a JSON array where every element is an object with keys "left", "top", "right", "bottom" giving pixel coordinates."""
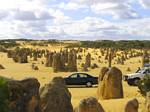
[{"left": 0, "top": 50, "right": 146, "bottom": 112}]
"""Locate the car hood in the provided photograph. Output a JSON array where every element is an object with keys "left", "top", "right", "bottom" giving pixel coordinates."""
[
  {"left": 126, "top": 73, "right": 141, "bottom": 76},
  {"left": 126, "top": 73, "right": 143, "bottom": 79}
]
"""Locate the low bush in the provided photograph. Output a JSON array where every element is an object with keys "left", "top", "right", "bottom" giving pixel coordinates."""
[
  {"left": 138, "top": 75, "right": 150, "bottom": 97},
  {"left": 0, "top": 77, "right": 10, "bottom": 112}
]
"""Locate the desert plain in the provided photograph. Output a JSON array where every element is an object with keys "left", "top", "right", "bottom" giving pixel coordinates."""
[{"left": 0, "top": 41, "right": 147, "bottom": 112}]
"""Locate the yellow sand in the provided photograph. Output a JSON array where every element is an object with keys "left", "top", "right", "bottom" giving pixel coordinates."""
[{"left": 0, "top": 47, "right": 146, "bottom": 112}]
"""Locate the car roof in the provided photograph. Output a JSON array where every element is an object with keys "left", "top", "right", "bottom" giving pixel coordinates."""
[
  {"left": 71, "top": 72, "right": 89, "bottom": 74},
  {"left": 71, "top": 72, "right": 91, "bottom": 75}
]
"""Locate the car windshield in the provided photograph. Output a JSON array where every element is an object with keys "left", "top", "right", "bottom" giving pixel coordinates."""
[{"left": 137, "top": 69, "right": 145, "bottom": 73}]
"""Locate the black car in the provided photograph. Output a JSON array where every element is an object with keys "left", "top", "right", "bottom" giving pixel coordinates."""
[{"left": 64, "top": 73, "right": 98, "bottom": 87}]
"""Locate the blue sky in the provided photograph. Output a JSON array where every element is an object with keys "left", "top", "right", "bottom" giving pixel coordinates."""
[{"left": 0, "top": 0, "right": 150, "bottom": 40}]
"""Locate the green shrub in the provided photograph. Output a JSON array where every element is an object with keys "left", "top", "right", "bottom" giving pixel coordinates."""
[
  {"left": 138, "top": 75, "right": 150, "bottom": 97},
  {"left": 0, "top": 77, "right": 10, "bottom": 112},
  {"left": 66, "top": 40, "right": 150, "bottom": 49}
]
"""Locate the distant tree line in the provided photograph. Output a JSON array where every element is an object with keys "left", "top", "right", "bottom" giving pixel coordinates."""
[
  {"left": 30, "top": 40, "right": 59, "bottom": 46},
  {"left": 1, "top": 39, "right": 150, "bottom": 49},
  {"left": 67, "top": 40, "right": 150, "bottom": 49},
  {"left": 0, "top": 39, "right": 59, "bottom": 48},
  {"left": 0, "top": 40, "right": 20, "bottom": 49}
]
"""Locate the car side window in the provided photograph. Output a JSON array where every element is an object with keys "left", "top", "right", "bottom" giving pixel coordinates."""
[
  {"left": 79, "top": 74, "right": 87, "bottom": 78},
  {"left": 70, "top": 74, "right": 78, "bottom": 78}
]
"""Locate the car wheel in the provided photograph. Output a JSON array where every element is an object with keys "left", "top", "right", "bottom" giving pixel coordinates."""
[
  {"left": 127, "top": 81, "right": 133, "bottom": 86},
  {"left": 86, "top": 82, "right": 92, "bottom": 87}
]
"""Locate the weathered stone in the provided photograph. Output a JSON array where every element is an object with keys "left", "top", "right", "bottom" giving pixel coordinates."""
[
  {"left": 126, "top": 67, "right": 131, "bottom": 72},
  {"left": 0, "top": 64, "right": 5, "bottom": 69},
  {"left": 124, "top": 98, "right": 139, "bottom": 112},
  {"left": 52, "top": 53, "right": 61, "bottom": 72},
  {"left": 11, "top": 48, "right": 28, "bottom": 63},
  {"left": 40, "top": 77, "right": 73, "bottom": 112},
  {"left": 108, "top": 51, "right": 112, "bottom": 68},
  {"left": 141, "top": 50, "right": 149, "bottom": 67},
  {"left": 45, "top": 52, "right": 53, "bottom": 67},
  {"left": 98, "top": 67, "right": 109, "bottom": 82},
  {"left": 74, "top": 97, "right": 105, "bottom": 112},
  {"left": 8, "top": 78, "right": 41, "bottom": 112},
  {"left": 97, "top": 67, "right": 123, "bottom": 100},
  {"left": 146, "top": 92, "right": 150, "bottom": 112},
  {"left": 78, "top": 55, "right": 82, "bottom": 60},
  {"left": 85, "top": 53, "right": 91, "bottom": 67},
  {"left": 81, "top": 64, "right": 88, "bottom": 72},
  {"left": 60, "top": 52, "right": 66, "bottom": 71},
  {"left": 91, "top": 63, "right": 98, "bottom": 69},
  {"left": 68, "top": 50, "right": 77, "bottom": 72}
]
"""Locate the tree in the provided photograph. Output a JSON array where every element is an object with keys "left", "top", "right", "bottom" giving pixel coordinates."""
[
  {"left": 0, "top": 77, "right": 10, "bottom": 112},
  {"left": 138, "top": 75, "right": 150, "bottom": 97}
]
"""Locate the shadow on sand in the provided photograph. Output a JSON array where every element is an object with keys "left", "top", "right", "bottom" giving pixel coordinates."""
[{"left": 67, "top": 85, "right": 98, "bottom": 88}]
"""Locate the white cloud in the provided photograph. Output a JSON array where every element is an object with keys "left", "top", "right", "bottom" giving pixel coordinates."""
[
  {"left": 119, "top": 18, "right": 150, "bottom": 37},
  {"left": 58, "top": 2, "right": 87, "bottom": 10},
  {"left": 54, "top": 16, "right": 150, "bottom": 40},
  {"left": 48, "top": 9, "right": 72, "bottom": 25},
  {"left": 50, "top": 17, "right": 114, "bottom": 39},
  {"left": 91, "top": 3, "right": 139, "bottom": 19},
  {"left": 13, "top": 9, "right": 53, "bottom": 21},
  {"left": 59, "top": 0, "right": 137, "bottom": 20},
  {"left": 140, "top": 0, "right": 150, "bottom": 9},
  {"left": 0, "top": 0, "right": 55, "bottom": 39},
  {"left": 0, "top": 0, "right": 149, "bottom": 40},
  {"left": 13, "top": 10, "right": 36, "bottom": 21},
  {"left": 0, "top": 10, "right": 9, "bottom": 19}
]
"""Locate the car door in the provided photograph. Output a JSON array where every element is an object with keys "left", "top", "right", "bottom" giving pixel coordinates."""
[
  {"left": 78, "top": 73, "right": 88, "bottom": 85},
  {"left": 69, "top": 73, "right": 79, "bottom": 85}
]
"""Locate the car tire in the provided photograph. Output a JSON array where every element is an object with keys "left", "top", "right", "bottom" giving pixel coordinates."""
[
  {"left": 127, "top": 81, "right": 133, "bottom": 86},
  {"left": 86, "top": 82, "right": 92, "bottom": 87},
  {"left": 127, "top": 78, "right": 140, "bottom": 86},
  {"left": 133, "top": 78, "right": 140, "bottom": 86}
]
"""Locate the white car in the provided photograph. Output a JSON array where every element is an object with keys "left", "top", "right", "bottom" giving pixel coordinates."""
[{"left": 125, "top": 67, "right": 150, "bottom": 86}]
